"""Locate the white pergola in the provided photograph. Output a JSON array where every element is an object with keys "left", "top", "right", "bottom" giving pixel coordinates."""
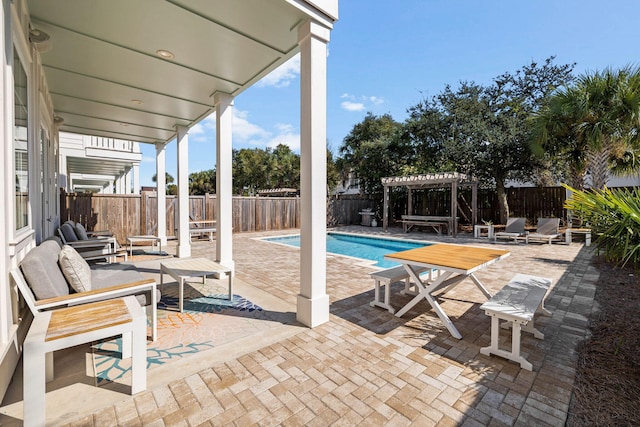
[{"left": 382, "top": 172, "right": 478, "bottom": 235}]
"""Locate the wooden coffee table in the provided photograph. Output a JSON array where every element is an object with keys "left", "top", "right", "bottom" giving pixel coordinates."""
[{"left": 160, "top": 258, "right": 233, "bottom": 312}]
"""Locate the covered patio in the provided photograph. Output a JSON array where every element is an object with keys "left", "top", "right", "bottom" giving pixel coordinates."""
[{"left": 0, "top": 0, "right": 338, "bottom": 406}]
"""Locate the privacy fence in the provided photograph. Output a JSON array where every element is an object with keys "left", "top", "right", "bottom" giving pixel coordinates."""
[{"left": 60, "top": 187, "right": 569, "bottom": 243}]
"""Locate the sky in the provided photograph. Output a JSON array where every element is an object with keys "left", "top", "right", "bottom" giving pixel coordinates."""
[{"left": 138, "top": 0, "right": 640, "bottom": 187}]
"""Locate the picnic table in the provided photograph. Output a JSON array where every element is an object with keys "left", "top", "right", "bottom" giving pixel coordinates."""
[{"left": 385, "top": 243, "right": 510, "bottom": 339}]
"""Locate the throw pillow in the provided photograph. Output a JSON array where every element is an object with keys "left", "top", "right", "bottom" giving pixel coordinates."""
[
  {"left": 75, "top": 222, "right": 89, "bottom": 240},
  {"left": 59, "top": 245, "right": 92, "bottom": 293},
  {"left": 59, "top": 223, "right": 78, "bottom": 242}
]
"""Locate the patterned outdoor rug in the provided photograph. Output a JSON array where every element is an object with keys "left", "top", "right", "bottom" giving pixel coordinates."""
[{"left": 91, "top": 277, "right": 291, "bottom": 386}]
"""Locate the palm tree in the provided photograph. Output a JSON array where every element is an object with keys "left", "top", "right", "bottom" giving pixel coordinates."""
[{"left": 531, "top": 66, "right": 640, "bottom": 189}]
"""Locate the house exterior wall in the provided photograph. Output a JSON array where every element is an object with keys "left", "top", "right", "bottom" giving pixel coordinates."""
[{"left": 0, "top": 0, "right": 58, "bottom": 400}]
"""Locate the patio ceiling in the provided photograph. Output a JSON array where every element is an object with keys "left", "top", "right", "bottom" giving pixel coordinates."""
[{"left": 27, "top": 0, "right": 337, "bottom": 145}]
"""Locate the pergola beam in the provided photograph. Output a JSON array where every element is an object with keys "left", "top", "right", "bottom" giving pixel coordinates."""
[{"left": 381, "top": 172, "right": 478, "bottom": 236}]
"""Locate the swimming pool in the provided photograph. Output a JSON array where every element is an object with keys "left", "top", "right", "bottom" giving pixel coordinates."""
[{"left": 262, "top": 232, "right": 431, "bottom": 268}]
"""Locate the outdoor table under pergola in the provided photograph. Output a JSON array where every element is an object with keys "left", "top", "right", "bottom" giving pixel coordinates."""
[{"left": 381, "top": 172, "right": 478, "bottom": 237}]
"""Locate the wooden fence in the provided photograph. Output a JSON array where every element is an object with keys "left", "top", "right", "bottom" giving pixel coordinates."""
[{"left": 60, "top": 187, "right": 569, "bottom": 242}]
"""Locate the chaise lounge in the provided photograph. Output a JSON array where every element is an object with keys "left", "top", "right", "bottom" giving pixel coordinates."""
[
  {"left": 493, "top": 217, "right": 528, "bottom": 243},
  {"left": 526, "top": 217, "right": 562, "bottom": 244}
]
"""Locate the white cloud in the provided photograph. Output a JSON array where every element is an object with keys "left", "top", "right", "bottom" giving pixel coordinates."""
[
  {"left": 233, "top": 110, "right": 271, "bottom": 142},
  {"left": 187, "top": 108, "right": 300, "bottom": 152},
  {"left": 256, "top": 54, "right": 300, "bottom": 88},
  {"left": 142, "top": 156, "right": 155, "bottom": 163},
  {"left": 341, "top": 101, "right": 366, "bottom": 112},
  {"left": 339, "top": 94, "right": 385, "bottom": 112}
]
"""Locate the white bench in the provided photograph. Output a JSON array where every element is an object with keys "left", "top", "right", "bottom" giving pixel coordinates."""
[
  {"left": 369, "top": 266, "right": 431, "bottom": 313},
  {"left": 479, "top": 274, "right": 552, "bottom": 371},
  {"left": 189, "top": 220, "right": 217, "bottom": 241}
]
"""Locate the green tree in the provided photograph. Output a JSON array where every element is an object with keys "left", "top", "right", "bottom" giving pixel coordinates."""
[
  {"left": 532, "top": 66, "right": 640, "bottom": 189},
  {"left": 151, "top": 172, "right": 177, "bottom": 195},
  {"left": 233, "top": 148, "right": 271, "bottom": 195},
  {"left": 270, "top": 144, "right": 300, "bottom": 188},
  {"left": 189, "top": 169, "right": 216, "bottom": 195},
  {"left": 406, "top": 57, "right": 574, "bottom": 222},
  {"left": 339, "top": 112, "right": 407, "bottom": 198}
]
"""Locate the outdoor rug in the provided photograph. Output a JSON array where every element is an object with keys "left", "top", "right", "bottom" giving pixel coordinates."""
[{"left": 90, "top": 269, "right": 293, "bottom": 387}]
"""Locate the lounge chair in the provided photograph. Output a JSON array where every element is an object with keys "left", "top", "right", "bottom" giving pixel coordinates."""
[
  {"left": 526, "top": 218, "right": 562, "bottom": 244},
  {"left": 57, "top": 222, "right": 126, "bottom": 262},
  {"left": 493, "top": 217, "right": 527, "bottom": 243},
  {"left": 12, "top": 238, "right": 159, "bottom": 341}
]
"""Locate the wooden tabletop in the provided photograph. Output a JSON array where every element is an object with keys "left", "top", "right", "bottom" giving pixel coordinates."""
[
  {"left": 46, "top": 298, "right": 131, "bottom": 342},
  {"left": 385, "top": 243, "right": 510, "bottom": 273}
]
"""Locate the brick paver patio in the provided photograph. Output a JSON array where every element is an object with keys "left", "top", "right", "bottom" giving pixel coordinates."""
[{"left": 26, "top": 227, "right": 601, "bottom": 425}]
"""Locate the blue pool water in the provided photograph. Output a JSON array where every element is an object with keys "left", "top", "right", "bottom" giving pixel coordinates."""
[{"left": 263, "top": 232, "right": 430, "bottom": 268}]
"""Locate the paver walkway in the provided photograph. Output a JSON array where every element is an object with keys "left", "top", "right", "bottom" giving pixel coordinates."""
[{"left": 36, "top": 228, "right": 603, "bottom": 425}]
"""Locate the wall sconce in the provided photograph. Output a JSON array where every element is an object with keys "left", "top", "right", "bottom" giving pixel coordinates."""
[{"left": 29, "top": 28, "right": 52, "bottom": 53}]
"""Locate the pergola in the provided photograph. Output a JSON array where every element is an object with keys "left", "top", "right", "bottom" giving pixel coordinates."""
[{"left": 381, "top": 172, "right": 478, "bottom": 235}]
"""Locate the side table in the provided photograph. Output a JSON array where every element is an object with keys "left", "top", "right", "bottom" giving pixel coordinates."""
[
  {"left": 127, "top": 235, "right": 162, "bottom": 258},
  {"left": 565, "top": 228, "right": 591, "bottom": 246},
  {"left": 23, "top": 296, "right": 146, "bottom": 426},
  {"left": 474, "top": 224, "right": 494, "bottom": 239}
]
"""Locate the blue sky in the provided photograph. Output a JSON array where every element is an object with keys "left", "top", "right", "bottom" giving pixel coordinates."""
[{"left": 138, "top": 0, "right": 640, "bottom": 187}]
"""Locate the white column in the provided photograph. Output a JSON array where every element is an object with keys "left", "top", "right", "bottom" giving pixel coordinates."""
[
  {"left": 214, "top": 93, "right": 234, "bottom": 270},
  {"left": 155, "top": 143, "right": 167, "bottom": 245},
  {"left": 124, "top": 167, "right": 131, "bottom": 194},
  {"left": 297, "top": 20, "right": 330, "bottom": 328},
  {"left": 133, "top": 164, "right": 140, "bottom": 194},
  {"left": 176, "top": 126, "right": 191, "bottom": 258},
  {"left": 115, "top": 174, "right": 124, "bottom": 194}
]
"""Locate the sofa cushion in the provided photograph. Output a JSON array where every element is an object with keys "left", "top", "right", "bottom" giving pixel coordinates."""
[
  {"left": 91, "top": 263, "right": 160, "bottom": 305},
  {"left": 59, "top": 245, "right": 92, "bottom": 292},
  {"left": 75, "top": 223, "right": 89, "bottom": 240},
  {"left": 20, "top": 240, "right": 69, "bottom": 300},
  {"left": 59, "top": 223, "right": 78, "bottom": 242}
]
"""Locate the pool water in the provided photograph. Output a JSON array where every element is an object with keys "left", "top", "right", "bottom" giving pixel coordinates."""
[{"left": 263, "top": 232, "right": 431, "bottom": 268}]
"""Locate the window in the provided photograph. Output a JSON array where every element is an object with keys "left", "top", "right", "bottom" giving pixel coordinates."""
[{"left": 14, "top": 48, "right": 29, "bottom": 230}]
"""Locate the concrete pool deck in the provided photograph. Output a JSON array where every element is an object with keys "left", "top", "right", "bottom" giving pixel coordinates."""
[{"left": 1, "top": 226, "right": 597, "bottom": 425}]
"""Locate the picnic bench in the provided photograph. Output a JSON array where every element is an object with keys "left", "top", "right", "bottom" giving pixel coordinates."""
[
  {"left": 189, "top": 220, "right": 216, "bottom": 241},
  {"left": 479, "top": 273, "right": 552, "bottom": 370},
  {"left": 399, "top": 215, "right": 454, "bottom": 235},
  {"left": 369, "top": 266, "right": 431, "bottom": 313}
]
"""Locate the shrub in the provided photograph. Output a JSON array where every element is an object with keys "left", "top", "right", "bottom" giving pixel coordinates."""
[{"left": 564, "top": 184, "right": 640, "bottom": 267}]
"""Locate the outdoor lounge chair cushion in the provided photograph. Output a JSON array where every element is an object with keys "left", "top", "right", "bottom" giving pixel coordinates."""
[
  {"left": 91, "top": 263, "right": 161, "bottom": 306},
  {"left": 20, "top": 240, "right": 70, "bottom": 300},
  {"left": 59, "top": 245, "right": 92, "bottom": 293},
  {"left": 59, "top": 222, "right": 79, "bottom": 242},
  {"left": 75, "top": 222, "right": 89, "bottom": 240}
]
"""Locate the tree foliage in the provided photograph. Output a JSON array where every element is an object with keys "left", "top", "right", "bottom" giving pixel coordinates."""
[
  {"left": 339, "top": 112, "right": 407, "bottom": 198},
  {"left": 189, "top": 169, "right": 216, "bottom": 195},
  {"left": 338, "top": 57, "right": 574, "bottom": 222},
  {"left": 564, "top": 184, "right": 640, "bottom": 266},
  {"left": 531, "top": 66, "right": 640, "bottom": 189}
]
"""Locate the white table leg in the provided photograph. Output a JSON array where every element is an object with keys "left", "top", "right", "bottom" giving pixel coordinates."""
[
  {"left": 131, "top": 310, "right": 147, "bottom": 394},
  {"left": 469, "top": 273, "right": 493, "bottom": 299},
  {"left": 179, "top": 278, "right": 185, "bottom": 312},
  {"left": 24, "top": 340, "right": 46, "bottom": 426}
]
